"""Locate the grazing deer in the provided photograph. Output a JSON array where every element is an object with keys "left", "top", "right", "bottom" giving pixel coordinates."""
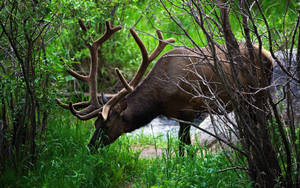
[{"left": 56, "top": 20, "right": 273, "bottom": 156}]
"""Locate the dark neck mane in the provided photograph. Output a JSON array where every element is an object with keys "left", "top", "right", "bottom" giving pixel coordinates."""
[{"left": 123, "top": 83, "right": 161, "bottom": 132}]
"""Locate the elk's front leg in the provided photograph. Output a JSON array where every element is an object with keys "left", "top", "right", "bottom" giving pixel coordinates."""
[{"left": 178, "top": 122, "right": 191, "bottom": 157}]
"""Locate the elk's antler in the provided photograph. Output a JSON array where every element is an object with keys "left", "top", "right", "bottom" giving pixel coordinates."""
[
  {"left": 101, "top": 29, "right": 175, "bottom": 120},
  {"left": 56, "top": 20, "right": 122, "bottom": 120}
]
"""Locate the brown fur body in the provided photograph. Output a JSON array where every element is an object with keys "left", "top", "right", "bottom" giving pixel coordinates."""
[{"left": 91, "top": 43, "right": 273, "bottom": 154}]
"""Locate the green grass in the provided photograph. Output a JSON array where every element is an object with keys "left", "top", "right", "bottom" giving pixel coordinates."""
[{"left": 1, "top": 111, "right": 250, "bottom": 188}]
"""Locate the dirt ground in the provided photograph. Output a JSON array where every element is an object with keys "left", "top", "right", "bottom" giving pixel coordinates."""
[
  {"left": 132, "top": 143, "right": 221, "bottom": 158},
  {"left": 132, "top": 146, "right": 164, "bottom": 158}
]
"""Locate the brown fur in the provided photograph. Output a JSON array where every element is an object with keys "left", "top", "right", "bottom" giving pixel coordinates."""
[{"left": 90, "top": 43, "right": 273, "bottom": 150}]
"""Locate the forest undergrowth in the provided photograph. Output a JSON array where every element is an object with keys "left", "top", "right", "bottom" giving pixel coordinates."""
[{"left": 1, "top": 110, "right": 249, "bottom": 188}]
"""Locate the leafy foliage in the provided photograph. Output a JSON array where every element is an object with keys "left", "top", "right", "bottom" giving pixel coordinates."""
[{"left": 0, "top": 0, "right": 299, "bottom": 187}]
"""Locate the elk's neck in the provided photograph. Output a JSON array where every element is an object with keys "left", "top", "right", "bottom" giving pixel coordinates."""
[{"left": 122, "top": 85, "right": 161, "bottom": 133}]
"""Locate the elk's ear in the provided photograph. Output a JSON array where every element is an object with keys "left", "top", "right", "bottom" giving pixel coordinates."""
[{"left": 99, "top": 93, "right": 108, "bottom": 105}]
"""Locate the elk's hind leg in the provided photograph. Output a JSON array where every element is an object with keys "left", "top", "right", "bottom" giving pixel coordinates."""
[{"left": 178, "top": 122, "right": 191, "bottom": 157}]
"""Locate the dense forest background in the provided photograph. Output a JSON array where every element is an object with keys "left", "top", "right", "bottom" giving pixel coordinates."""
[{"left": 0, "top": 0, "right": 299, "bottom": 187}]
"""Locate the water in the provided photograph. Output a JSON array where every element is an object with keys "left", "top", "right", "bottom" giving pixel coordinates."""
[
  {"left": 127, "top": 114, "right": 237, "bottom": 147},
  {"left": 128, "top": 116, "right": 179, "bottom": 138},
  {"left": 127, "top": 116, "right": 206, "bottom": 138}
]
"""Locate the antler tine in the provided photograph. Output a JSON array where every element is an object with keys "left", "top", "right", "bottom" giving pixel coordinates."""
[
  {"left": 94, "top": 20, "right": 122, "bottom": 47},
  {"left": 59, "top": 58, "right": 88, "bottom": 82},
  {"left": 129, "top": 28, "right": 149, "bottom": 63},
  {"left": 55, "top": 98, "right": 70, "bottom": 109},
  {"left": 129, "top": 28, "right": 175, "bottom": 88},
  {"left": 101, "top": 28, "right": 175, "bottom": 120},
  {"left": 56, "top": 20, "right": 122, "bottom": 121},
  {"left": 69, "top": 103, "right": 100, "bottom": 115},
  {"left": 69, "top": 102, "right": 103, "bottom": 120},
  {"left": 149, "top": 30, "right": 175, "bottom": 62},
  {"left": 56, "top": 99, "right": 90, "bottom": 110},
  {"left": 115, "top": 68, "right": 133, "bottom": 92},
  {"left": 65, "top": 65, "right": 88, "bottom": 81}
]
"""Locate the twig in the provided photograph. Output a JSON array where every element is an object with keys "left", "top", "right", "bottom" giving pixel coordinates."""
[
  {"left": 217, "top": 166, "right": 248, "bottom": 173},
  {"left": 170, "top": 118, "right": 247, "bottom": 156}
]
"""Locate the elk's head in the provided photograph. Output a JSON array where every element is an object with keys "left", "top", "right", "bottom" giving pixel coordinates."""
[
  {"left": 87, "top": 99, "right": 129, "bottom": 150},
  {"left": 56, "top": 20, "right": 175, "bottom": 152}
]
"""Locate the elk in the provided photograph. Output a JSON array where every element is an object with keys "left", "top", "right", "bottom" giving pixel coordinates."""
[{"left": 56, "top": 20, "right": 274, "bottom": 156}]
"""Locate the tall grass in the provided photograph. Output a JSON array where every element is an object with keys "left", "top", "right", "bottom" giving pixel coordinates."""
[{"left": 1, "top": 110, "right": 249, "bottom": 187}]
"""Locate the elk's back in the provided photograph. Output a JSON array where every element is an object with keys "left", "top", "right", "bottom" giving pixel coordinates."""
[{"left": 130, "top": 43, "right": 273, "bottom": 120}]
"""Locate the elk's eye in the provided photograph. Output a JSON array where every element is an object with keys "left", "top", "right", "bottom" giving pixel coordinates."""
[{"left": 121, "top": 113, "right": 128, "bottom": 122}]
